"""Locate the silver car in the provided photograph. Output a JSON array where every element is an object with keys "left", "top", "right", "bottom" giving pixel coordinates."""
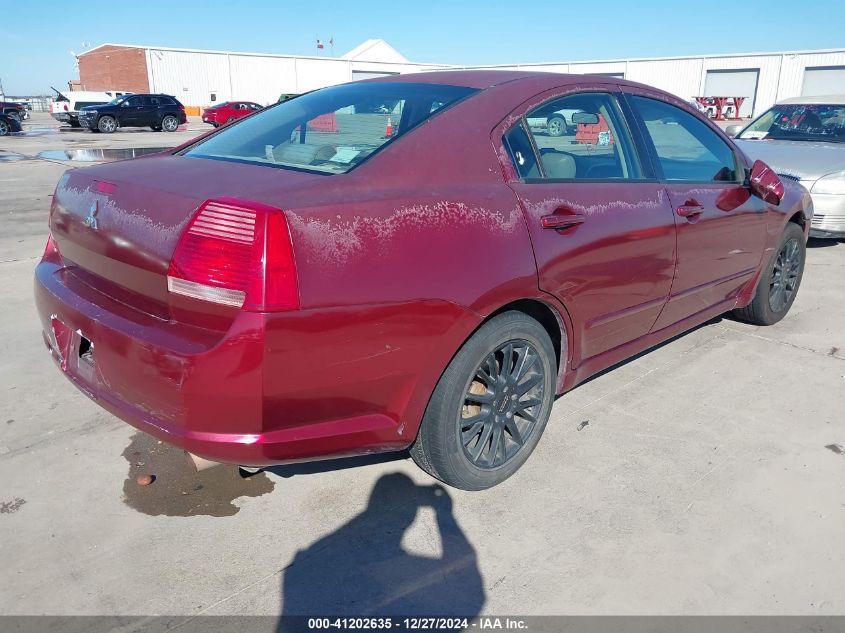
[{"left": 727, "top": 95, "right": 845, "bottom": 239}]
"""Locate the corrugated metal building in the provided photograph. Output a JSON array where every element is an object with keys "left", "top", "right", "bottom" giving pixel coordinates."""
[
  {"left": 458, "top": 49, "right": 845, "bottom": 118},
  {"left": 77, "top": 41, "right": 845, "bottom": 117},
  {"left": 77, "top": 40, "right": 448, "bottom": 108}
]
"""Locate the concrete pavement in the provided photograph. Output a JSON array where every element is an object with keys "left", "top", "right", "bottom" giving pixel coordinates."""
[{"left": 1, "top": 113, "right": 843, "bottom": 618}]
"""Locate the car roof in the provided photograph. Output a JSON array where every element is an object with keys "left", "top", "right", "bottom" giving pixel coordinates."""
[
  {"left": 777, "top": 94, "right": 845, "bottom": 105},
  {"left": 367, "top": 69, "right": 641, "bottom": 90}
]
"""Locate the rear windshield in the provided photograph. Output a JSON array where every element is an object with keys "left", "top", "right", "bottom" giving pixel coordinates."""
[
  {"left": 182, "top": 82, "right": 478, "bottom": 174},
  {"left": 77, "top": 101, "right": 109, "bottom": 109}
]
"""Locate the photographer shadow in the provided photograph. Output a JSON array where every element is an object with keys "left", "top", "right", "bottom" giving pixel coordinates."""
[{"left": 278, "top": 472, "right": 485, "bottom": 626}]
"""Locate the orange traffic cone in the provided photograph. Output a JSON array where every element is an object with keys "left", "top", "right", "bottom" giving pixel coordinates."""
[{"left": 385, "top": 116, "right": 393, "bottom": 138}]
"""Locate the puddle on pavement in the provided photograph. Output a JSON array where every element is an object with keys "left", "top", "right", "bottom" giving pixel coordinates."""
[
  {"left": 38, "top": 147, "right": 170, "bottom": 162},
  {"left": 20, "top": 127, "right": 57, "bottom": 136},
  {"left": 0, "top": 153, "right": 26, "bottom": 161},
  {"left": 122, "top": 432, "right": 274, "bottom": 517}
]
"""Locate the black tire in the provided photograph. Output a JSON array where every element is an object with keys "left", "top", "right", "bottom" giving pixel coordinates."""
[
  {"left": 161, "top": 114, "right": 179, "bottom": 132},
  {"left": 547, "top": 115, "right": 567, "bottom": 137},
  {"left": 97, "top": 116, "right": 116, "bottom": 133},
  {"left": 733, "top": 222, "right": 806, "bottom": 325},
  {"left": 411, "top": 311, "right": 557, "bottom": 490},
  {"left": 0, "top": 120, "right": 9, "bottom": 136},
  {"left": 69, "top": 120, "right": 82, "bottom": 128}
]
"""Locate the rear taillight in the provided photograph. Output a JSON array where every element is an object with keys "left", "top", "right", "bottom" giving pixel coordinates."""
[
  {"left": 167, "top": 198, "right": 299, "bottom": 311},
  {"left": 63, "top": 103, "right": 68, "bottom": 111}
]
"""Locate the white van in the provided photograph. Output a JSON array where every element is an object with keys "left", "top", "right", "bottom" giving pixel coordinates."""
[{"left": 50, "top": 89, "right": 134, "bottom": 127}]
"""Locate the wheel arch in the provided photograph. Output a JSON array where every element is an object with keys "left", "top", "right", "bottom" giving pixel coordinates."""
[
  {"left": 787, "top": 209, "right": 807, "bottom": 231},
  {"left": 482, "top": 296, "right": 573, "bottom": 394}
]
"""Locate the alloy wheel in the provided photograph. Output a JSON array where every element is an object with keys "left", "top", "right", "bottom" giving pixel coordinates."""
[
  {"left": 99, "top": 117, "right": 116, "bottom": 133},
  {"left": 769, "top": 237, "right": 801, "bottom": 313},
  {"left": 460, "top": 340, "right": 546, "bottom": 469},
  {"left": 0, "top": 121, "right": 9, "bottom": 136},
  {"left": 163, "top": 116, "right": 178, "bottom": 132}
]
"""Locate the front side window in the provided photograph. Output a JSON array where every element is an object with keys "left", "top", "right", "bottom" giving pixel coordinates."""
[
  {"left": 183, "top": 82, "right": 477, "bottom": 174},
  {"left": 739, "top": 103, "right": 845, "bottom": 142},
  {"left": 519, "top": 92, "right": 641, "bottom": 180},
  {"left": 125, "top": 96, "right": 143, "bottom": 107},
  {"left": 631, "top": 95, "right": 740, "bottom": 182}
]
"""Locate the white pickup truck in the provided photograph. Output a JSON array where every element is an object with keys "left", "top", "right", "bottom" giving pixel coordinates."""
[{"left": 49, "top": 88, "right": 133, "bottom": 127}]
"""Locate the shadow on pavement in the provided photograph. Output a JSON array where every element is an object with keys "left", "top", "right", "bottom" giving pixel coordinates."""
[
  {"left": 266, "top": 451, "right": 409, "bottom": 479},
  {"left": 277, "top": 472, "right": 484, "bottom": 628},
  {"left": 807, "top": 237, "right": 844, "bottom": 248}
]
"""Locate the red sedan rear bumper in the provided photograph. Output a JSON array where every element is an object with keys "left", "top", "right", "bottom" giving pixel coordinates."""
[{"left": 35, "top": 260, "right": 468, "bottom": 466}]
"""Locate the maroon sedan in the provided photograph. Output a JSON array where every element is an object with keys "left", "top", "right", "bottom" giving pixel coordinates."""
[
  {"left": 202, "top": 101, "right": 263, "bottom": 127},
  {"left": 35, "top": 72, "right": 811, "bottom": 490}
]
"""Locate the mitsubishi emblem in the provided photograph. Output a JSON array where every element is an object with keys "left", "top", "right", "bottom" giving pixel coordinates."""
[{"left": 84, "top": 200, "right": 98, "bottom": 230}]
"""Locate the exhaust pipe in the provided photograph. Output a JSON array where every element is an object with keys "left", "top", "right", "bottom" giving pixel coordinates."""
[{"left": 185, "top": 450, "right": 222, "bottom": 472}]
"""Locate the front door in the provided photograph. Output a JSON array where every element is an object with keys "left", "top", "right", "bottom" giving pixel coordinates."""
[
  {"left": 119, "top": 95, "right": 146, "bottom": 126},
  {"left": 499, "top": 90, "right": 677, "bottom": 364},
  {"left": 625, "top": 93, "right": 767, "bottom": 330}
]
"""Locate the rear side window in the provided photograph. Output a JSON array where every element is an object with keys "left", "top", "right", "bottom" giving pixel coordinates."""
[
  {"left": 519, "top": 92, "right": 642, "bottom": 180},
  {"left": 147, "top": 96, "right": 161, "bottom": 106},
  {"left": 504, "top": 124, "right": 540, "bottom": 179},
  {"left": 630, "top": 96, "right": 740, "bottom": 182},
  {"left": 183, "top": 82, "right": 478, "bottom": 174}
]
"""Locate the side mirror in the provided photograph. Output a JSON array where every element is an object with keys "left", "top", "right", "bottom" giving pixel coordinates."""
[
  {"left": 725, "top": 124, "right": 743, "bottom": 138},
  {"left": 748, "top": 159, "right": 784, "bottom": 206}
]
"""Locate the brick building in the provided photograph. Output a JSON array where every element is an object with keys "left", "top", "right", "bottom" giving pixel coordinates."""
[{"left": 77, "top": 45, "right": 151, "bottom": 93}]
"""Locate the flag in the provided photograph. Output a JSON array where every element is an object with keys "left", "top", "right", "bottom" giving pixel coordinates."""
[
  {"left": 329, "top": 37, "right": 334, "bottom": 47},
  {"left": 316, "top": 39, "right": 324, "bottom": 49}
]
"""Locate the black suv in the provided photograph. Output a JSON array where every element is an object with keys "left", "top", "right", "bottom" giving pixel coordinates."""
[{"left": 78, "top": 94, "right": 187, "bottom": 133}]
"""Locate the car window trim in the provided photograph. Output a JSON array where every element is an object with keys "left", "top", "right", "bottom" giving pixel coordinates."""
[
  {"left": 502, "top": 90, "right": 647, "bottom": 184},
  {"left": 622, "top": 91, "right": 745, "bottom": 185}
]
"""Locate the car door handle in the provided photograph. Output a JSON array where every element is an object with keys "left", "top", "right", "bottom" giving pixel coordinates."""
[
  {"left": 541, "top": 213, "right": 585, "bottom": 230},
  {"left": 676, "top": 204, "right": 704, "bottom": 218}
]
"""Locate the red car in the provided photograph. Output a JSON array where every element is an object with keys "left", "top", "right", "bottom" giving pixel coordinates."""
[
  {"left": 35, "top": 72, "right": 810, "bottom": 490},
  {"left": 202, "top": 101, "right": 263, "bottom": 127}
]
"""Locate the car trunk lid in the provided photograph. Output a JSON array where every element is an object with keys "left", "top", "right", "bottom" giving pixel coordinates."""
[{"left": 49, "top": 154, "right": 321, "bottom": 325}]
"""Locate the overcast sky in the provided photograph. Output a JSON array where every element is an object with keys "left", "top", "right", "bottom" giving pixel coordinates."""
[{"left": 2, "top": 0, "right": 844, "bottom": 95}]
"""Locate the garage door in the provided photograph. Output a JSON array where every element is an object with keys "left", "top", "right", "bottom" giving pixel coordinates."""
[
  {"left": 351, "top": 71, "right": 400, "bottom": 82},
  {"left": 802, "top": 66, "right": 845, "bottom": 96},
  {"left": 704, "top": 69, "right": 759, "bottom": 118}
]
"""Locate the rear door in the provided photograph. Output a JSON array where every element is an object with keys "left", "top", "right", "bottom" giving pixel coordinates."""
[
  {"left": 624, "top": 92, "right": 767, "bottom": 330},
  {"left": 497, "top": 88, "right": 677, "bottom": 364},
  {"left": 144, "top": 96, "right": 163, "bottom": 125}
]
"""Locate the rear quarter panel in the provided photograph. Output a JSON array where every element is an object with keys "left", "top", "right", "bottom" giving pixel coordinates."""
[{"left": 260, "top": 94, "right": 545, "bottom": 441}]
